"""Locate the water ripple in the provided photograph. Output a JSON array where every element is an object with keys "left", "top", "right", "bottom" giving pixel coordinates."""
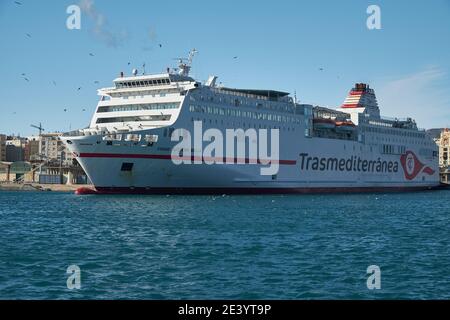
[{"left": 0, "top": 190, "right": 449, "bottom": 299}]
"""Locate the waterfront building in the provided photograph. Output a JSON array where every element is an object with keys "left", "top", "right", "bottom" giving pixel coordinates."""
[
  {"left": 27, "top": 134, "right": 73, "bottom": 165},
  {"left": 4, "top": 136, "right": 27, "bottom": 162},
  {"left": 436, "top": 129, "right": 450, "bottom": 184},
  {"left": 0, "top": 134, "right": 6, "bottom": 162},
  {"left": 24, "top": 139, "right": 40, "bottom": 162},
  {"left": 436, "top": 129, "right": 450, "bottom": 168},
  {"left": 5, "top": 144, "right": 24, "bottom": 162}
]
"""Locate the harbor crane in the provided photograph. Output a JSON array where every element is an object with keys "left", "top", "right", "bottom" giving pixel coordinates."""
[{"left": 30, "top": 123, "right": 45, "bottom": 135}]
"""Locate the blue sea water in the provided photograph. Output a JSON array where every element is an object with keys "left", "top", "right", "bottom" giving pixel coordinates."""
[{"left": 0, "top": 190, "right": 449, "bottom": 300}]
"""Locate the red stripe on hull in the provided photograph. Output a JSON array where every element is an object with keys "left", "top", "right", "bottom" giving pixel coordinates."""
[
  {"left": 85, "top": 185, "right": 443, "bottom": 195},
  {"left": 78, "top": 153, "right": 297, "bottom": 165}
]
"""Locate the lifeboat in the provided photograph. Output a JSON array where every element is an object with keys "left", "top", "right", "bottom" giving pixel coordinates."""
[
  {"left": 313, "top": 118, "right": 336, "bottom": 129},
  {"left": 335, "top": 121, "right": 356, "bottom": 131}
]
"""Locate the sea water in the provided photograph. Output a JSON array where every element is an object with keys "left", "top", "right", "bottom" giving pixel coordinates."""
[{"left": 0, "top": 190, "right": 449, "bottom": 299}]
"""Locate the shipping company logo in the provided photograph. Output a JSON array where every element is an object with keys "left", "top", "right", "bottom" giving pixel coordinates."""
[{"left": 400, "top": 151, "right": 435, "bottom": 180}]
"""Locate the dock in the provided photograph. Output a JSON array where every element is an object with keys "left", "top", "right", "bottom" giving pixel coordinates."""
[{"left": 0, "top": 182, "right": 93, "bottom": 193}]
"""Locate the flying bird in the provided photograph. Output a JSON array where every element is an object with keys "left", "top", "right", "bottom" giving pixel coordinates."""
[
  {"left": 21, "top": 73, "right": 26, "bottom": 76},
  {"left": 233, "top": 56, "right": 238, "bottom": 59},
  {"left": 26, "top": 33, "right": 31, "bottom": 38},
  {"left": 89, "top": 53, "right": 95, "bottom": 56},
  {"left": 14, "top": 1, "right": 22, "bottom": 5},
  {"left": 23, "top": 77, "right": 29, "bottom": 82},
  {"left": 94, "top": 80, "right": 99, "bottom": 84},
  {"left": 319, "top": 68, "right": 324, "bottom": 71}
]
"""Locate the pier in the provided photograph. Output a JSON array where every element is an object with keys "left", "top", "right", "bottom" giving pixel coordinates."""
[{"left": 0, "top": 161, "right": 92, "bottom": 192}]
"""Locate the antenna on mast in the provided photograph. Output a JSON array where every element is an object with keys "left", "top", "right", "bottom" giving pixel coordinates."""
[
  {"left": 174, "top": 49, "right": 198, "bottom": 76},
  {"left": 188, "top": 48, "right": 198, "bottom": 66}
]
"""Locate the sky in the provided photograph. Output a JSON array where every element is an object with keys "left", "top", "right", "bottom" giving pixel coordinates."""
[{"left": 0, "top": 0, "right": 449, "bottom": 136}]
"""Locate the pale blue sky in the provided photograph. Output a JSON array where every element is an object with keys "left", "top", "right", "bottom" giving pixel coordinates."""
[{"left": 1, "top": 0, "right": 449, "bottom": 136}]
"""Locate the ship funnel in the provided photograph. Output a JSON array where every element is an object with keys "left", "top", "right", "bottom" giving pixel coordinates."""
[
  {"left": 337, "top": 83, "right": 381, "bottom": 125},
  {"left": 340, "top": 83, "right": 378, "bottom": 110}
]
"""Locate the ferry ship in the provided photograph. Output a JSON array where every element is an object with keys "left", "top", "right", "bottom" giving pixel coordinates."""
[{"left": 62, "top": 50, "right": 440, "bottom": 194}]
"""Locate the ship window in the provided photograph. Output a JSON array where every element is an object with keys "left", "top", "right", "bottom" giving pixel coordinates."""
[
  {"left": 125, "top": 134, "right": 141, "bottom": 142},
  {"left": 121, "top": 162, "right": 134, "bottom": 172},
  {"left": 96, "top": 114, "right": 171, "bottom": 124},
  {"left": 144, "top": 135, "right": 158, "bottom": 143}
]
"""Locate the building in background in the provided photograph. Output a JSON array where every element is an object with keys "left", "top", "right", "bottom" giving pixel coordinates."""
[
  {"left": 0, "top": 132, "right": 85, "bottom": 184},
  {"left": 435, "top": 129, "right": 450, "bottom": 184},
  {"left": 5, "top": 144, "right": 24, "bottom": 162},
  {"left": 436, "top": 129, "right": 450, "bottom": 168},
  {"left": 24, "top": 139, "right": 40, "bottom": 162},
  {"left": 5, "top": 136, "right": 26, "bottom": 162},
  {"left": 0, "top": 134, "right": 6, "bottom": 162},
  {"left": 26, "top": 133, "right": 73, "bottom": 165}
]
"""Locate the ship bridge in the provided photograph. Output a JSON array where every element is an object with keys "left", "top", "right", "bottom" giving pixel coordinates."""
[
  {"left": 113, "top": 73, "right": 195, "bottom": 89},
  {"left": 217, "top": 88, "right": 291, "bottom": 102}
]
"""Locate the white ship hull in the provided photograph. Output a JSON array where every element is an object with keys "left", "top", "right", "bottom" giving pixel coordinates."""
[
  {"left": 62, "top": 61, "right": 440, "bottom": 194},
  {"left": 63, "top": 125, "right": 440, "bottom": 194}
]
